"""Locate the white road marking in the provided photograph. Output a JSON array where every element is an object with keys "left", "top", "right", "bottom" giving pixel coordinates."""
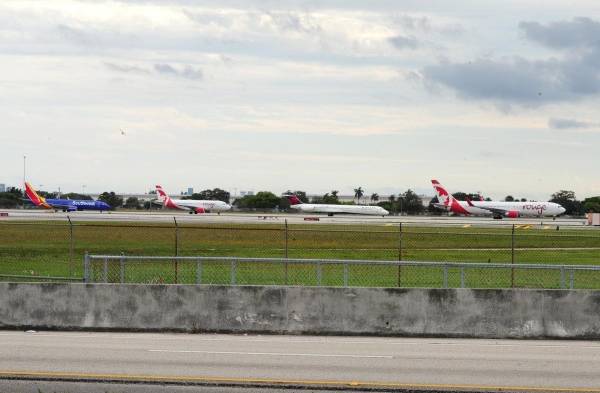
[{"left": 148, "top": 349, "right": 394, "bottom": 359}]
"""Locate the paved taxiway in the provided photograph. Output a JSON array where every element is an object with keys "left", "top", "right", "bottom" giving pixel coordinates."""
[
  {"left": 0, "top": 209, "right": 591, "bottom": 228},
  {"left": 1, "top": 331, "right": 600, "bottom": 392}
]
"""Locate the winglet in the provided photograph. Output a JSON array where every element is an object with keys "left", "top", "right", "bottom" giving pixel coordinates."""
[{"left": 465, "top": 196, "right": 475, "bottom": 207}]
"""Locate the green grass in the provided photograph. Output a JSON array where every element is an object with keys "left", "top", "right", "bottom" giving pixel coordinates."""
[{"left": 1, "top": 221, "right": 599, "bottom": 288}]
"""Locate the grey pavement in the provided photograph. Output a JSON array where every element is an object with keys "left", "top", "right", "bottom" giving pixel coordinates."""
[{"left": 1, "top": 331, "right": 599, "bottom": 392}]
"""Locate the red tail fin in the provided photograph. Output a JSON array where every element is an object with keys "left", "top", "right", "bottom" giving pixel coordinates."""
[
  {"left": 24, "top": 182, "right": 50, "bottom": 207},
  {"left": 286, "top": 194, "right": 303, "bottom": 205}
]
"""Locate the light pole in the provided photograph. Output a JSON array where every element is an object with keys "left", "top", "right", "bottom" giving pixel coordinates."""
[
  {"left": 82, "top": 185, "right": 86, "bottom": 195},
  {"left": 23, "top": 155, "right": 26, "bottom": 185}
]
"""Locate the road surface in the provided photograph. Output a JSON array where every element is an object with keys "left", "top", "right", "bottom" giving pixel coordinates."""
[{"left": 1, "top": 331, "right": 599, "bottom": 392}]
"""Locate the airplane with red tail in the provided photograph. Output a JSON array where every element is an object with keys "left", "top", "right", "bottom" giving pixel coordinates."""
[
  {"left": 431, "top": 180, "right": 565, "bottom": 219},
  {"left": 155, "top": 185, "right": 231, "bottom": 214},
  {"left": 285, "top": 194, "right": 389, "bottom": 217}
]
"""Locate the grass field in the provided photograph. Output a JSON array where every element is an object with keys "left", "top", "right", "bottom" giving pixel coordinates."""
[{"left": 1, "top": 221, "right": 599, "bottom": 288}]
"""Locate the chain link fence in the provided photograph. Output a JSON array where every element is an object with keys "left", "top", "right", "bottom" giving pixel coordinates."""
[
  {"left": 1, "top": 218, "right": 599, "bottom": 287},
  {"left": 84, "top": 255, "right": 600, "bottom": 289}
]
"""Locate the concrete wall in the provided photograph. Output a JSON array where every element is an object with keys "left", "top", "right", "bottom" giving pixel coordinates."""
[{"left": 1, "top": 283, "right": 599, "bottom": 339}]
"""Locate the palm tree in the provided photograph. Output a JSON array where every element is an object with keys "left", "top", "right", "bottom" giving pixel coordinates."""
[
  {"left": 354, "top": 187, "right": 364, "bottom": 204},
  {"left": 370, "top": 193, "right": 379, "bottom": 204},
  {"left": 388, "top": 194, "right": 396, "bottom": 215}
]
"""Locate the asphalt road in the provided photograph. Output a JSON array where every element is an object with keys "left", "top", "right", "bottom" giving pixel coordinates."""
[
  {"left": 0, "top": 209, "right": 590, "bottom": 228},
  {"left": 1, "top": 331, "right": 599, "bottom": 392}
]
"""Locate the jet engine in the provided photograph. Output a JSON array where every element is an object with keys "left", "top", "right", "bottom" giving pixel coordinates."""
[{"left": 505, "top": 210, "right": 520, "bottom": 218}]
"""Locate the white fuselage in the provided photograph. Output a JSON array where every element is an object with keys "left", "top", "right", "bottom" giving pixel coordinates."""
[
  {"left": 169, "top": 198, "right": 231, "bottom": 212},
  {"left": 450, "top": 201, "right": 564, "bottom": 217},
  {"left": 290, "top": 203, "right": 389, "bottom": 216}
]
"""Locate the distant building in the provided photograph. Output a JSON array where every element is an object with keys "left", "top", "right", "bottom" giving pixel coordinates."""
[
  {"left": 240, "top": 191, "right": 254, "bottom": 197},
  {"left": 0, "top": 184, "right": 5, "bottom": 193},
  {"left": 187, "top": 187, "right": 194, "bottom": 196}
]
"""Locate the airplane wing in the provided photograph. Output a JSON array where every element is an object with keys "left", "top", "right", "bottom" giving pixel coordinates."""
[{"left": 465, "top": 198, "right": 512, "bottom": 216}]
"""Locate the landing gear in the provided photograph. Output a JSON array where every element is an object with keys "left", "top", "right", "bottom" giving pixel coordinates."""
[
  {"left": 328, "top": 213, "right": 334, "bottom": 217},
  {"left": 493, "top": 214, "right": 502, "bottom": 220}
]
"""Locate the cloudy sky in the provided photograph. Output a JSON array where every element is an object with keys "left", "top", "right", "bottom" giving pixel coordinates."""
[{"left": 2, "top": 0, "right": 600, "bottom": 200}]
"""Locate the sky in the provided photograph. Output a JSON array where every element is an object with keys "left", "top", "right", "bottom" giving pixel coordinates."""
[{"left": 1, "top": 0, "right": 600, "bottom": 200}]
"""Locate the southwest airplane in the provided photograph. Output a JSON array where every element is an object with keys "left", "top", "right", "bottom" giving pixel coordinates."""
[
  {"left": 286, "top": 194, "right": 389, "bottom": 216},
  {"left": 24, "top": 182, "right": 110, "bottom": 212},
  {"left": 431, "top": 179, "right": 565, "bottom": 219},
  {"left": 155, "top": 185, "right": 231, "bottom": 214}
]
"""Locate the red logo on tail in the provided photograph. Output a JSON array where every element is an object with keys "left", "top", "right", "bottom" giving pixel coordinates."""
[{"left": 286, "top": 195, "right": 302, "bottom": 205}]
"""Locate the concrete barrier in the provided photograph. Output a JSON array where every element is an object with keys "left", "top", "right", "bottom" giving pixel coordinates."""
[{"left": 1, "top": 283, "right": 599, "bottom": 338}]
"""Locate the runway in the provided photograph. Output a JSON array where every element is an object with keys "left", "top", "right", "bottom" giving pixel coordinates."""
[
  {"left": 1, "top": 331, "right": 600, "bottom": 392},
  {"left": 0, "top": 209, "right": 591, "bottom": 228}
]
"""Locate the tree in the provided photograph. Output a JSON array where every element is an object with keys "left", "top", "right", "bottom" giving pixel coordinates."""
[
  {"left": 549, "top": 190, "right": 584, "bottom": 216},
  {"left": 0, "top": 187, "right": 23, "bottom": 208},
  {"left": 428, "top": 196, "right": 443, "bottom": 215},
  {"left": 452, "top": 192, "right": 483, "bottom": 201},
  {"left": 323, "top": 190, "right": 340, "bottom": 204},
  {"left": 354, "top": 187, "right": 364, "bottom": 204},
  {"left": 505, "top": 195, "right": 514, "bottom": 202},
  {"left": 62, "top": 193, "right": 92, "bottom": 201},
  {"left": 399, "top": 189, "right": 424, "bottom": 215},
  {"left": 583, "top": 197, "right": 600, "bottom": 213},
  {"left": 370, "top": 193, "right": 379, "bottom": 203},
  {"left": 186, "top": 188, "right": 230, "bottom": 203},
  {"left": 98, "top": 191, "right": 123, "bottom": 210},
  {"left": 124, "top": 197, "right": 142, "bottom": 209},
  {"left": 38, "top": 191, "right": 58, "bottom": 199},
  {"left": 234, "top": 191, "right": 280, "bottom": 210}
]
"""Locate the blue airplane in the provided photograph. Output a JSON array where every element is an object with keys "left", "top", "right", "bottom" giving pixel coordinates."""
[{"left": 25, "top": 182, "right": 111, "bottom": 212}]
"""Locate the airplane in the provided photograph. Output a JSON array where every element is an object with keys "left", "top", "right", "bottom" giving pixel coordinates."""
[
  {"left": 24, "top": 182, "right": 110, "bottom": 212},
  {"left": 155, "top": 185, "right": 231, "bottom": 214},
  {"left": 430, "top": 179, "right": 566, "bottom": 219},
  {"left": 285, "top": 194, "right": 389, "bottom": 217}
]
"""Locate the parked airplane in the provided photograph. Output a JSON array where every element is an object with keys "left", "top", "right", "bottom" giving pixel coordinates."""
[
  {"left": 431, "top": 179, "right": 565, "bottom": 219},
  {"left": 155, "top": 185, "right": 231, "bottom": 214},
  {"left": 24, "top": 182, "right": 110, "bottom": 212},
  {"left": 285, "top": 194, "right": 389, "bottom": 217}
]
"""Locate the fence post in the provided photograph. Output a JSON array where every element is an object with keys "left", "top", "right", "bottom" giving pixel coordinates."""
[
  {"left": 119, "top": 252, "right": 125, "bottom": 284},
  {"left": 343, "top": 263, "right": 349, "bottom": 287},
  {"left": 560, "top": 266, "right": 566, "bottom": 289},
  {"left": 231, "top": 259, "right": 237, "bottom": 285},
  {"left": 443, "top": 264, "right": 448, "bottom": 288},
  {"left": 511, "top": 224, "right": 515, "bottom": 288},
  {"left": 316, "top": 261, "right": 322, "bottom": 286},
  {"left": 173, "top": 217, "right": 179, "bottom": 284},
  {"left": 196, "top": 258, "right": 202, "bottom": 285},
  {"left": 103, "top": 257, "right": 108, "bottom": 283},
  {"left": 569, "top": 269, "right": 574, "bottom": 289},
  {"left": 284, "top": 219, "right": 289, "bottom": 285},
  {"left": 67, "top": 216, "right": 74, "bottom": 277},
  {"left": 460, "top": 267, "right": 465, "bottom": 288},
  {"left": 83, "top": 251, "right": 89, "bottom": 283},
  {"left": 397, "top": 223, "right": 402, "bottom": 287}
]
